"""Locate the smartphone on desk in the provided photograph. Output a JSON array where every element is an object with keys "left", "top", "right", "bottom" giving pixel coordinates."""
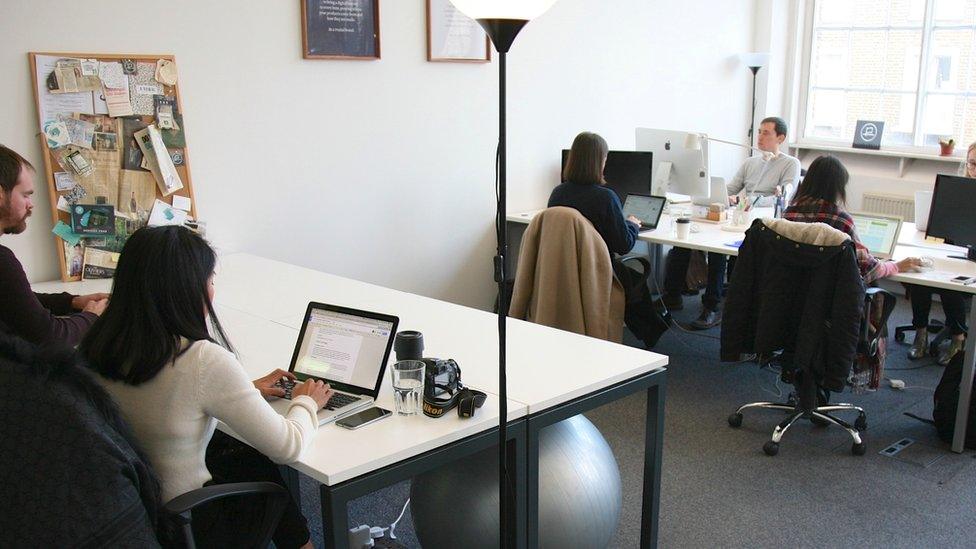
[
  {"left": 335, "top": 407, "right": 392, "bottom": 430},
  {"left": 950, "top": 275, "right": 976, "bottom": 285}
]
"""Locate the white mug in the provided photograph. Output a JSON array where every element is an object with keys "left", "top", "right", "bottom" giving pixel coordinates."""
[{"left": 675, "top": 218, "right": 691, "bottom": 239}]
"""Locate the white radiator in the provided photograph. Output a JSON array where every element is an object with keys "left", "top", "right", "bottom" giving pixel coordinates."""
[{"left": 861, "top": 193, "right": 915, "bottom": 222}]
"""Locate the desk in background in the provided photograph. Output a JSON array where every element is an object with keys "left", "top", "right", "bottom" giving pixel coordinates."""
[
  {"left": 33, "top": 252, "right": 669, "bottom": 548},
  {"left": 508, "top": 209, "right": 976, "bottom": 454}
]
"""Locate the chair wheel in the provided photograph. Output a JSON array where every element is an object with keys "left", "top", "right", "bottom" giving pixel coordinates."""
[
  {"left": 852, "top": 441, "right": 867, "bottom": 456},
  {"left": 763, "top": 441, "right": 779, "bottom": 456},
  {"left": 728, "top": 413, "right": 743, "bottom": 427},
  {"left": 855, "top": 415, "right": 867, "bottom": 431}
]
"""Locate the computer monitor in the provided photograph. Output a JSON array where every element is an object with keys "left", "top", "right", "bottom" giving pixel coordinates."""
[
  {"left": 560, "top": 149, "right": 653, "bottom": 203},
  {"left": 635, "top": 127, "right": 709, "bottom": 197},
  {"left": 926, "top": 174, "right": 976, "bottom": 261},
  {"left": 850, "top": 212, "right": 902, "bottom": 260}
]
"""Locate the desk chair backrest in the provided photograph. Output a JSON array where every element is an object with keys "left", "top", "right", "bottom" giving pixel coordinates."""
[
  {"left": 510, "top": 207, "right": 625, "bottom": 342},
  {"left": 0, "top": 333, "right": 289, "bottom": 548}
]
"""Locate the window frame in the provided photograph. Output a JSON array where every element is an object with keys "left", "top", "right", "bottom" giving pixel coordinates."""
[{"left": 795, "top": 0, "right": 976, "bottom": 155}]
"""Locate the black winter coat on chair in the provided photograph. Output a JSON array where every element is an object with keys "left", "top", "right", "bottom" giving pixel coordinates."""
[{"left": 721, "top": 218, "right": 866, "bottom": 409}]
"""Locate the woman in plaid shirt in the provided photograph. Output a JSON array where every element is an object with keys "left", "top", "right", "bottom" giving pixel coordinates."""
[{"left": 783, "top": 155, "right": 921, "bottom": 284}]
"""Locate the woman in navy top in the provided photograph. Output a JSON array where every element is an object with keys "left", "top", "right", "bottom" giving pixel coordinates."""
[{"left": 548, "top": 132, "right": 640, "bottom": 255}]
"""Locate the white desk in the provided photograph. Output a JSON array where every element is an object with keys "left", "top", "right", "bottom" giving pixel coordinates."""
[
  {"left": 33, "top": 252, "right": 668, "bottom": 548},
  {"left": 508, "top": 209, "right": 976, "bottom": 454}
]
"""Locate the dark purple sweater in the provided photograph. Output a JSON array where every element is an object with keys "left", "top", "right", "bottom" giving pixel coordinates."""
[{"left": 0, "top": 245, "right": 97, "bottom": 346}]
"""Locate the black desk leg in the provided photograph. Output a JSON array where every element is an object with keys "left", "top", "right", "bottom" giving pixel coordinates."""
[
  {"left": 510, "top": 425, "right": 527, "bottom": 549},
  {"left": 321, "top": 486, "right": 350, "bottom": 549},
  {"left": 525, "top": 422, "right": 540, "bottom": 548},
  {"left": 640, "top": 382, "right": 666, "bottom": 549}
]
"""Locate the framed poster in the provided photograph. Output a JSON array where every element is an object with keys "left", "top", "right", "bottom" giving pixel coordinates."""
[
  {"left": 426, "top": 0, "right": 491, "bottom": 63},
  {"left": 302, "top": 0, "right": 381, "bottom": 60}
]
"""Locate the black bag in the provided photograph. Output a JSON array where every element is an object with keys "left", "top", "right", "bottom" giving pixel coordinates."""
[
  {"left": 931, "top": 352, "right": 976, "bottom": 448},
  {"left": 612, "top": 256, "right": 670, "bottom": 349}
]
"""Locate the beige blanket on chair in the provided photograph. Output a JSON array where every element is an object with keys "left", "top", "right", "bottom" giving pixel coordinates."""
[{"left": 509, "top": 207, "right": 624, "bottom": 343}]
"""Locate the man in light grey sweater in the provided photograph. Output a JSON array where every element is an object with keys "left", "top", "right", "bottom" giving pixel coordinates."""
[
  {"left": 727, "top": 117, "right": 801, "bottom": 206},
  {"left": 663, "top": 117, "right": 801, "bottom": 330}
]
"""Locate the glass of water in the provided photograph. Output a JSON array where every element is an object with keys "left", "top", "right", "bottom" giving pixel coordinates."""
[{"left": 391, "top": 360, "right": 425, "bottom": 415}]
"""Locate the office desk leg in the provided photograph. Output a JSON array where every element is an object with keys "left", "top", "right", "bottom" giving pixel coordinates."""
[
  {"left": 321, "top": 486, "right": 351, "bottom": 549},
  {"left": 640, "top": 383, "right": 666, "bottom": 549},
  {"left": 951, "top": 304, "right": 976, "bottom": 452}
]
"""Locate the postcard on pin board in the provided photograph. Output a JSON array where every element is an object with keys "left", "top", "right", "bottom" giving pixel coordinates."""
[
  {"left": 148, "top": 198, "right": 188, "bottom": 227},
  {"left": 82, "top": 248, "right": 120, "bottom": 280},
  {"left": 54, "top": 171, "right": 77, "bottom": 191},
  {"left": 118, "top": 169, "right": 157, "bottom": 217},
  {"left": 128, "top": 62, "right": 164, "bottom": 115},
  {"left": 122, "top": 118, "right": 149, "bottom": 170}
]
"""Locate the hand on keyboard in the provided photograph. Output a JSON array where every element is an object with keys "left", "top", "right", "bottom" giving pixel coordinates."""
[
  {"left": 290, "top": 378, "right": 335, "bottom": 409},
  {"left": 254, "top": 369, "right": 297, "bottom": 399}
]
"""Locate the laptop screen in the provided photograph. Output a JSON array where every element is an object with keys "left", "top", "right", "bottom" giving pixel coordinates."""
[
  {"left": 623, "top": 194, "right": 666, "bottom": 228},
  {"left": 851, "top": 213, "right": 901, "bottom": 259},
  {"left": 291, "top": 306, "right": 396, "bottom": 392}
]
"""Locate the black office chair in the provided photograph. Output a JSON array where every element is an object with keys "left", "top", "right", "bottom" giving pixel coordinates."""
[
  {"left": 163, "top": 481, "right": 290, "bottom": 548},
  {"left": 0, "top": 333, "right": 291, "bottom": 548},
  {"left": 728, "top": 288, "right": 896, "bottom": 456}
]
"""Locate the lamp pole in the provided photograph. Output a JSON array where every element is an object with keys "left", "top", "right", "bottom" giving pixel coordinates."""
[
  {"left": 476, "top": 18, "right": 527, "bottom": 548},
  {"left": 747, "top": 65, "right": 761, "bottom": 152}
]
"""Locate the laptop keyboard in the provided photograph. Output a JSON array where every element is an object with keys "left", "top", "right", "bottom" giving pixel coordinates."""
[{"left": 273, "top": 379, "right": 362, "bottom": 410}]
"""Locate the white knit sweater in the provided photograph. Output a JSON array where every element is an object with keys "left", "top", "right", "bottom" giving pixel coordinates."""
[{"left": 99, "top": 340, "right": 319, "bottom": 502}]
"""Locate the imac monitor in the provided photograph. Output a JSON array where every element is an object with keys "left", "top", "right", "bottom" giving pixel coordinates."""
[
  {"left": 635, "top": 127, "right": 709, "bottom": 197},
  {"left": 926, "top": 174, "right": 976, "bottom": 260},
  {"left": 850, "top": 212, "right": 902, "bottom": 260},
  {"left": 560, "top": 149, "right": 653, "bottom": 203}
]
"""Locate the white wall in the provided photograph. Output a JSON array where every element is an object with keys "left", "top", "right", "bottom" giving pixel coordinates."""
[{"left": 1, "top": 0, "right": 758, "bottom": 310}]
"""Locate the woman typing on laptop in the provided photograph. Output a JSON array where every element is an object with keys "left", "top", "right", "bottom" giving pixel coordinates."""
[
  {"left": 783, "top": 155, "right": 921, "bottom": 284},
  {"left": 81, "top": 226, "right": 331, "bottom": 549},
  {"left": 548, "top": 131, "right": 641, "bottom": 255}
]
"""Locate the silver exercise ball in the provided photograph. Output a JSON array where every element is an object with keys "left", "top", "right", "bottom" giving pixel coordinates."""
[{"left": 410, "top": 414, "right": 621, "bottom": 548}]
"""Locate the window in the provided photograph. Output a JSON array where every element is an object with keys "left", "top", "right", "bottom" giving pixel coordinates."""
[{"left": 801, "top": 0, "right": 976, "bottom": 150}]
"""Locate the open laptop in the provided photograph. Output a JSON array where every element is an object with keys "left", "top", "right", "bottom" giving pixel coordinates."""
[
  {"left": 622, "top": 193, "right": 667, "bottom": 230},
  {"left": 693, "top": 176, "right": 729, "bottom": 206},
  {"left": 851, "top": 212, "right": 902, "bottom": 260},
  {"left": 279, "top": 302, "right": 399, "bottom": 425}
]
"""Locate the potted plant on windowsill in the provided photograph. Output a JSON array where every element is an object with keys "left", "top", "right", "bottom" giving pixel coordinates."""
[{"left": 939, "top": 137, "right": 956, "bottom": 156}]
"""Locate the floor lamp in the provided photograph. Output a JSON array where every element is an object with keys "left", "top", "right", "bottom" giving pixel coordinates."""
[
  {"left": 448, "top": 1, "right": 557, "bottom": 546},
  {"left": 741, "top": 52, "right": 770, "bottom": 151}
]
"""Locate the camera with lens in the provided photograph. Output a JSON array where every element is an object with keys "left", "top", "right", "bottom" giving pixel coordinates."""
[{"left": 421, "top": 358, "right": 486, "bottom": 419}]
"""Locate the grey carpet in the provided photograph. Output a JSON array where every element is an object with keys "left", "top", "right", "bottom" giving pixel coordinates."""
[{"left": 298, "top": 296, "right": 976, "bottom": 548}]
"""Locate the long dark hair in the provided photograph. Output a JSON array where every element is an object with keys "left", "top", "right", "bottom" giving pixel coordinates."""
[
  {"left": 81, "top": 226, "right": 232, "bottom": 385},
  {"left": 562, "top": 132, "right": 608, "bottom": 185},
  {"left": 792, "top": 154, "right": 849, "bottom": 205}
]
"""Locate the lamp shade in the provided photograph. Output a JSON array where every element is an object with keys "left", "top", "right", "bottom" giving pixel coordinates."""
[
  {"left": 449, "top": 0, "right": 558, "bottom": 21},
  {"left": 740, "top": 52, "right": 771, "bottom": 69}
]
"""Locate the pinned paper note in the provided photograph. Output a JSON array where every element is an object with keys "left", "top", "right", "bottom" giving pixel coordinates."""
[
  {"left": 80, "top": 59, "right": 99, "bottom": 76},
  {"left": 98, "top": 61, "right": 127, "bottom": 89},
  {"left": 57, "top": 196, "right": 70, "bottom": 213},
  {"left": 52, "top": 221, "right": 82, "bottom": 246},
  {"left": 155, "top": 59, "right": 178, "bottom": 86},
  {"left": 43, "top": 120, "right": 70, "bottom": 148},
  {"left": 54, "top": 171, "right": 77, "bottom": 191},
  {"left": 147, "top": 198, "right": 188, "bottom": 227},
  {"left": 171, "top": 195, "right": 192, "bottom": 211}
]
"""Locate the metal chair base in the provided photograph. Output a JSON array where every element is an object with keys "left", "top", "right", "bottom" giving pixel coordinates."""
[{"left": 728, "top": 400, "right": 868, "bottom": 456}]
